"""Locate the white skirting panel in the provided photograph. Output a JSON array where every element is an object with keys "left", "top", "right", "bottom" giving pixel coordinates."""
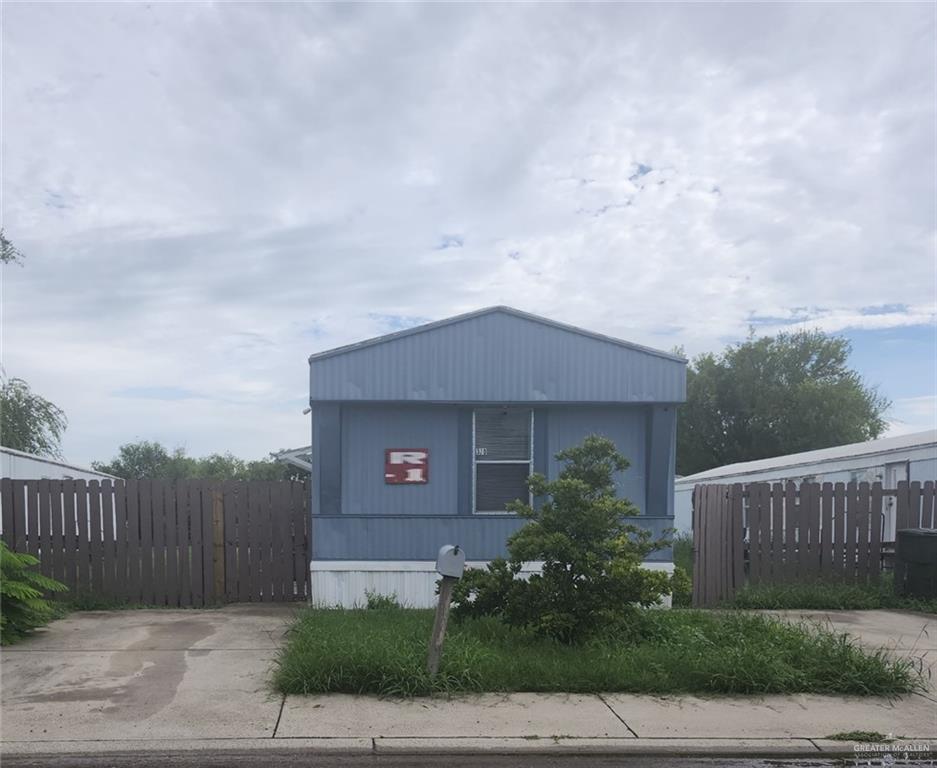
[{"left": 309, "top": 560, "right": 674, "bottom": 609}]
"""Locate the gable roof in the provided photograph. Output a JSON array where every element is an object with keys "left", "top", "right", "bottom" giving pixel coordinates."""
[
  {"left": 309, "top": 306, "right": 686, "bottom": 363},
  {"left": 308, "top": 306, "right": 686, "bottom": 404}
]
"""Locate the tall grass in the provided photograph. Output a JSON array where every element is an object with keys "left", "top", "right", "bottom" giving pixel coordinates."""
[
  {"left": 273, "top": 607, "right": 921, "bottom": 697},
  {"left": 731, "top": 576, "right": 937, "bottom": 614}
]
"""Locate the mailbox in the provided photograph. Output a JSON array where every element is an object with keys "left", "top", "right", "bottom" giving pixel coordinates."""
[{"left": 435, "top": 545, "right": 465, "bottom": 579}]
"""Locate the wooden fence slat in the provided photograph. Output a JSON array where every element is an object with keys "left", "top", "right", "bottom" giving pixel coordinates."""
[
  {"left": 855, "top": 482, "right": 871, "bottom": 582},
  {"left": 691, "top": 486, "right": 701, "bottom": 607},
  {"left": 833, "top": 482, "right": 846, "bottom": 580},
  {"left": 895, "top": 481, "right": 910, "bottom": 531},
  {"left": 191, "top": 483, "right": 207, "bottom": 606},
  {"left": 237, "top": 483, "right": 251, "bottom": 602},
  {"left": 36, "top": 479, "right": 52, "bottom": 579},
  {"left": 799, "top": 482, "right": 815, "bottom": 580},
  {"left": 276, "top": 482, "right": 292, "bottom": 601},
  {"left": 752, "top": 483, "right": 764, "bottom": 585},
  {"left": 75, "top": 481, "right": 90, "bottom": 595},
  {"left": 151, "top": 480, "right": 166, "bottom": 605},
  {"left": 25, "top": 480, "right": 40, "bottom": 560},
  {"left": 223, "top": 481, "right": 239, "bottom": 602},
  {"left": 139, "top": 480, "right": 154, "bottom": 604},
  {"left": 700, "top": 485, "right": 712, "bottom": 606},
  {"left": 164, "top": 482, "right": 179, "bottom": 606},
  {"left": 125, "top": 480, "right": 141, "bottom": 603},
  {"left": 768, "top": 483, "right": 783, "bottom": 584},
  {"left": 708, "top": 485, "right": 719, "bottom": 605},
  {"left": 101, "top": 480, "right": 115, "bottom": 598},
  {"left": 113, "top": 481, "right": 127, "bottom": 600},
  {"left": 1, "top": 478, "right": 14, "bottom": 549},
  {"left": 782, "top": 482, "right": 796, "bottom": 583},
  {"left": 287, "top": 481, "right": 304, "bottom": 600},
  {"left": 60, "top": 480, "right": 77, "bottom": 592},
  {"left": 210, "top": 486, "right": 225, "bottom": 603},
  {"left": 730, "top": 483, "right": 744, "bottom": 601},
  {"left": 176, "top": 481, "right": 190, "bottom": 607},
  {"left": 268, "top": 482, "right": 281, "bottom": 601},
  {"left": 846, "top": 482, "right": 860, "bottom": 582},
  {"left": 922, "top": 481, "right": 936, "bottom": 529},
  {"left": 821, "top": 482, "right": 833, "bottom": 572},
  {"left": 698, "top": 485, "right": 709, "bottom": 605},
  {"left": 869, "top": 482, "right": 883, "bottom": 582},
  {"left": 49, "top": 480, "right": 64, "bottom": 585},
  {"left": 12, "top": 480, "right": 27, "bottom": 554},
  {"left": 254, "top": 482, "right": 270, "bottom": 601},
  {"left": 87, "top": 481, "right": 103, "bottom": 593},
  {"left": 907, "top": 481, "right": 922, "bottom": 529}
]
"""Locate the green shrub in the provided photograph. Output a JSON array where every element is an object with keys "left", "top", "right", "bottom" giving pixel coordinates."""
[
  {"left": 451, "top": 436, "right": 670, "bottom": 643},
  {"left": 670, "top": 565, "right": 692, "bottom": 607},
  {"left": 364, "top": 590, "right": 401, "bottom": 610},
  {"left": 0, "top": 540, "right": 67, "bottom": 644}
]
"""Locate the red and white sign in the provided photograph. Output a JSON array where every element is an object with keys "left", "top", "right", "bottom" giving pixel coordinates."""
[{"left": 384, "top": 449, "right": 429, "bottom": 484}]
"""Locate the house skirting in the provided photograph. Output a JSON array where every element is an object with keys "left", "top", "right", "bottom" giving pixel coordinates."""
[{"left": 309, "top": 560, "right": 675, "bottom": 609}]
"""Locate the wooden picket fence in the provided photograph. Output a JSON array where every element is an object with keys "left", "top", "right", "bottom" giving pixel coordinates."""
[
  {"left": 692, "top": 480, "right": 936, "bottom": 608},
  {"left": 0, "top": 479, "right": 309, "bottom": 606}
]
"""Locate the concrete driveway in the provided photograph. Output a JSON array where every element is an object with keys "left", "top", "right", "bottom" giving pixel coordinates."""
[
  {"left": 1, "top": 606, "right": 934, "bottom": 759},
  {"left": 1, "top": 604, "right": 295, "bottom": 745}
]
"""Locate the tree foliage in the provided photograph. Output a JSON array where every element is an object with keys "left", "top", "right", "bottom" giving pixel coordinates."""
[
  {"left": 451, "top": 436, "right": 671, "bottom": 643},
  {"left": 1, "top": 228, "right": 23, "bottom": 264},
  {"left": 92, "top": 440, "right": 306, "bottom": 481},
  {"left": 677, "top": 330, "right": 889, "bottom": 476},
  {"left": 0, "top": 378, "right": 68, "bottom": 458},
  {"left": 1, "top": 541, "right": 67, "bottom": 644}
]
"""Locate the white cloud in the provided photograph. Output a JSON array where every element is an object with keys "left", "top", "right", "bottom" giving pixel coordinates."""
[{"left": 2, "top": 3, "right": 935, "bottom": 463}]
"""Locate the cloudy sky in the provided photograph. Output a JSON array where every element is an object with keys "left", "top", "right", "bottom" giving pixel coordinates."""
[{"left": 3, "top": 2, "right": 935, "bottom": 466}]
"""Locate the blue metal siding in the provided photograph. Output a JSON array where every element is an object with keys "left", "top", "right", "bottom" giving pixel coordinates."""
[
  {"left": 310, "top": 311, "right": 685, "bottom": 403},
  {"left": 311, "top": 515, "right": 675, "bottom": 561},
  {"left": 341, "top": 405, "right": 459, "bottom": 516},
  {"left": 546, "top": 406, "right": 648, "bottom": 512}
]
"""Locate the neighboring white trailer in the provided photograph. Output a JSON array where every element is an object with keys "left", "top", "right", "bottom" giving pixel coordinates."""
[
  {"left": 674, "top": 429, "right": 937, "bottom": 539},
  {"left": 0, "top": 446, "right": 120, "bottom": 482}
]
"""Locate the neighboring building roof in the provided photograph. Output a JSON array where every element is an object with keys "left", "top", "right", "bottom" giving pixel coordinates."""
[
  {"left": 308, "top": 306, "right": 687, "bottom": 404},
  {"left": 677, "top": 429, "right": 937, "bottom": 484},
  {"left": 0, "top": 446, "right": 122, "bottom": 480},
  {"left": 273, "top": 446, "right": 313, "bottom": 472}
]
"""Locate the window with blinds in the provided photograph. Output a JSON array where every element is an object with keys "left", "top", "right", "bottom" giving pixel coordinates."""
[{"left": 473, "top": 408, "right": 532, "bottom": 513}]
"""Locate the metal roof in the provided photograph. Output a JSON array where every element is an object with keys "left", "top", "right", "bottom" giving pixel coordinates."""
[
  {"left": 0, "top": 445, "right": 122, "bottom": 480},
  {"left": 307, "top": 306, "right": 687, "bottom": 404},
  {"left": 308, "top": 306, "right": 687, "bottom": 364},
  {"left": 676, "top": 429, "right": 937, "bottom": 484}
]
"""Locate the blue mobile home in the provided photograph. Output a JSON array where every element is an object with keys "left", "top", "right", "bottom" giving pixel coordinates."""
[{"left": 307, "top": 306, "right": 686, "bottom": 607}]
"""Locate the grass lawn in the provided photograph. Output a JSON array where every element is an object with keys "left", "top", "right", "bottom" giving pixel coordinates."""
[
  {"left": 729, "top": 578, "right": 937, "bottom": 614},
  {"left": 273, "top": 607, "right": 921, "bottom": 697}
]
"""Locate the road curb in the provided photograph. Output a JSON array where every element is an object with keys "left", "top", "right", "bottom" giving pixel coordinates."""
[{"left": 3, "top": 736, "right": 898, "bottom": 759}]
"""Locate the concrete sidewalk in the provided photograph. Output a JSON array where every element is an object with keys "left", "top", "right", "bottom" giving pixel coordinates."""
[{"left": 1, "top": 606, "right": 934, "bottom": 758}]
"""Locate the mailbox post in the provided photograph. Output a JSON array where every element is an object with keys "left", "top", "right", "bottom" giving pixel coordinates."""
[{"left": 427, "top": 545, "right": 466, "bottom": 677}]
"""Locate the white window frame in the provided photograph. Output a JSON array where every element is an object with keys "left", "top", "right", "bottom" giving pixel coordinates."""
[{"left": 472, "top": 408, "right": 534, "bottom": 515}]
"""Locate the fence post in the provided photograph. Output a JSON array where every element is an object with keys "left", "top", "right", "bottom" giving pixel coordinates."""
[{"left": 212, "top": 489, "right": 225, "bottom": 602}]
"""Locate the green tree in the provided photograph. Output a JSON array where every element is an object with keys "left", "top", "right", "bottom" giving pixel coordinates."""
[
  {"left": 91, "top": 440, "right": 194, "bottom": 479},
  {"left": 93, "top": 440, "right": 305, "bottom": 481},
  {"left": 0, "top": 378, "right": 68, "bottom": 458},
  {"left": 677, "top": 330, "right": 889, "bottom": 476},
  {"left": 452, "top": 436, "right": 670, "bottom": 643},
  {"left": 1, "top": 228, "right": 23, "bottom": 265}
]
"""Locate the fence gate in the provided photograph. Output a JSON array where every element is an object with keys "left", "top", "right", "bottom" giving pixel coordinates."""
[
  {"left": 0, "top": 479, "right": 310, "bottom": 606},
  {"left": 692, "top": 480, "right": 937, "bottom": 608}
]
